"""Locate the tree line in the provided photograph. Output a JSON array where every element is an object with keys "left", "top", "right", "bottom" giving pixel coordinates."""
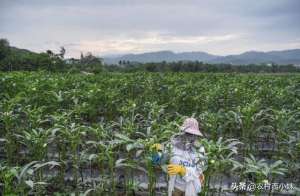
[
  {"left": 0, "top": 39, "right": 103, "bottom": 73},
  {"left": 1, "top": 38, "right": 300, "bottom": 73},
  {"left": 111, "top": 61, "right": 300, "bottom": 73}
]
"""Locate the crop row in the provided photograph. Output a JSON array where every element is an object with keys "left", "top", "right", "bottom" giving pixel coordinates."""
[{"left": 0, "top": 72, "right": 299, "bottom": 195}]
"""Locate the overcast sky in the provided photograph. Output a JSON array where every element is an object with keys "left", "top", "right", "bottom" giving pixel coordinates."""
[{"left": 1, "top": 0, "right": 300, "bottom": 58}]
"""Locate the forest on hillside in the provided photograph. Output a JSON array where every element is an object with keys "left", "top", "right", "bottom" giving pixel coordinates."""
[{"left": 1, "top": 38, "right": 299, "bottom": 73}]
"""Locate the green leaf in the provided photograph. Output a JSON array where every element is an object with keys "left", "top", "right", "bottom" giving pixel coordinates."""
[
  {"left": 82, "top": 188, "right": 95, "bottom": 196},
  {"left": 114, "top": 133, "right": 132, "bottom": 142},
  {"left": 25, "top": 180, "right": 34, "bottom": 188},
  {"left": 18, "top": 161, "right": 38, "bottom": 182}
]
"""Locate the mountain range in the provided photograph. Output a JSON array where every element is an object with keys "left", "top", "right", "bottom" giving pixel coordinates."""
[{"left": 102, "top": 49, "right": 300, "bottom": 65}]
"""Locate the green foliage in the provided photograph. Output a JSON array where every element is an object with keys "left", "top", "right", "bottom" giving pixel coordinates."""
[
  {"left": 0, "top": 39, "right": 10, "bottom": 61},
  {"left": 0, "top": 39, "right": 105, "bottom": 73},
  {"left": 1, "top": 38, "right": 299, "bottom": 73},
  {"left": 232, "top": 154, "right": 288, "bottom": 183},
  {"left": 0, "top": 72, "right": 299, "bottom": 195},
  {"left": 105, "top": 61, "right": 300, "bottom": 73},
  {"left": 201, "top": 137, "right": 241, "bottom": 173}
]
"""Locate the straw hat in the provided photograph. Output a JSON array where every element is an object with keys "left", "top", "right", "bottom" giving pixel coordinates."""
[{"left": 180, "top": 117, "right": 203, "bottom": 136}]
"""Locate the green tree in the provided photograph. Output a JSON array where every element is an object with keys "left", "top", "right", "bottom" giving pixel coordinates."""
[{"left": 0, "top": 39, "right": 10, "bottom": 60}]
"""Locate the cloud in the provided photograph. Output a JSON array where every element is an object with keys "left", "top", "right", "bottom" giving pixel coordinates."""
[
  {"left": 72, "top": 33, "right": 239, "bottom": 56},
  {"left": 0, "top": 0, "right": 299, "bottom": 57}
]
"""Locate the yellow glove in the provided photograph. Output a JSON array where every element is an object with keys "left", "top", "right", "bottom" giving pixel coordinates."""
[
  {"left": 167, "top": 164, "right": 186, "bottom": 176},
  {"left": 151, "top": 143, "right": 162, "bottom": 151}
]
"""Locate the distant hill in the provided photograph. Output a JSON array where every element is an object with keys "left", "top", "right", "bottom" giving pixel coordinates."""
[
  {"left": 103, "top": 50, "right": 218, "bottom": 64},
  {"left": 210, "top": 49, "right": 300, "bottom": 65},
  {"left": 9, "top": 46, "right": 36, "bottom": 57},
  {"left": 103, "top": 49, "right": 300, "bottom": 65}
]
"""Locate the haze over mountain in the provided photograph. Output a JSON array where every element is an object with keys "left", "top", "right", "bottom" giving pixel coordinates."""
[{"left": 103, "top": 49, "right": 300, "bottom": 65}]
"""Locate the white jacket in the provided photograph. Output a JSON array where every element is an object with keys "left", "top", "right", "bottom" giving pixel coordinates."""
[{"left": 163, "top": 136, "right": 207, "bottom": 196}]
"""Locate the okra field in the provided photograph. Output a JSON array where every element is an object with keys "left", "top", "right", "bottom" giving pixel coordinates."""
[{"left": 0, "top": 71, "right": 300, "bottom": 195}]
